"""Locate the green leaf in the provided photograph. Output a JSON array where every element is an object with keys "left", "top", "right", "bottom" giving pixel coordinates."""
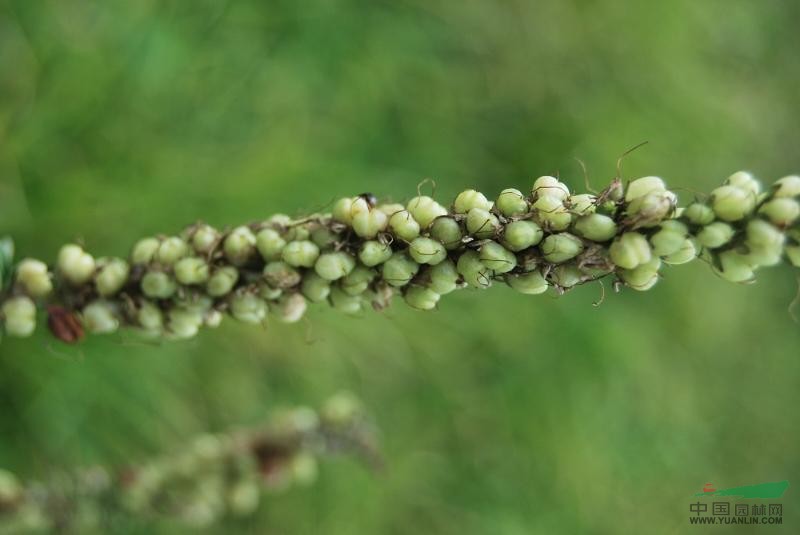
[{"left": 0, "top": 236, "right": 15, "bottom": 292}]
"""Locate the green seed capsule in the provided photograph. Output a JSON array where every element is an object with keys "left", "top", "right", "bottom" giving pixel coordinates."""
[
  {"left": 301, "top": 272, "right": 331, "bottom": 302},
  {"left": 759, "top": 198, "right": 800, "bottom": 227},
  {"left": 15, "top": 259, "right": 53, "bottom": 298},
  {"left": 137, "top": 301, "right": 164, "bottom": 330},
  {"left": 168, "top": 308, "right": 204, "bottom": 339},
  {"left": 429, "top": 217, "right": 463, "bottom": 249},
  {"left": 785, "top": 244, "right": 800, "bottom": 267},
  {"left": 2, "top": 296, "right": 36, "bottom": 337},
  {"left": 388, "top": 211, "right": 421, "bottom": 241},
  {"left": 620, "top": 257, "right": 661, "bottom": 291},
  {"left": 725, "top": 171, "right": 761, "bottom": 196},
  {"left": 174, "top": 257, "right": 210, "bottom": 285},
  {"left": 625, "top": 176, "right": 667, "bottom": 201},
  {"left": 310, "top": 226, "right": 337, "bottom": 248},
  {"left": 568, "top": 194, "right": 597, "bottom": 216},
  {"left": 141, "top": 271, "right": 177, "bottom": 299},
  {"left": 773, "top": 175, "right": 800, "bottom": 198},
  {"left": 478, "top": 241, "right": 517, "bottom": 274},
  {"left": 358, "top": 240, "right": 393, "bottom": 267},
  {"left": 131, "top": 237, "right": 160, "bottom": 264},
  {"left": 625, "top": 191, "right": 676, "bottom": 227},
  {"left": 332, "top": 197, "right": 370, "bottom": 224},
  {"left": 377, "top": 203, "right": 405, "bottom": 216},
  {"left": 426, "top": 260, "right": 459, "bottom": 295},
  {"left": 284, "top": 224, "right": 310, "bottom": 242},
  {"left": 155, "top": 237, "right": 189, "bottom": 266},
  {"left": 532, "top": 196, "right": 572, "bottom": 231},
  {"left": 505, "top": 270, "right": 548, "bottom": 295},
  {"left": 496, "top": 188, "right": 528, "bottom": 217},
  {"left": 315, "top": 252, "right": 356, "bottom": 281},
  {"left": 409, "top": 237, "right": 448, "bottom": 265},
  {"left": 256, "top": 228, "right": 287, "bottom": 261},
  {"left": 551, "top": 264, "right": 584, "bottom": 288},
  {"left": 465, "top": 208, "right": 500, "bottom": 239},
  {"left": 281, "top": 240, "right": 320, "bottom": 268},
  {"left": 223, "top": 227, "right": 256, "bottom": 266},
  {"left": 352, "top": 209, "right": 389, "bottom": 238},
  {"left": 206, "top": 266, "right": 238, "bottom": 297},
  {"left": 745, "top": 220, "right": 784, "bottom": 267},
  {"left": 540, "top": 233, "right": 584, "bottom": 264},
  {"left": 532, "top": 176, "right": 570, "bottom": 201},
  {"left": 263, "top": 261, "right": 302, "bottom": 288},
  {"left": 573, "top": 214, "right": 617, "bottom": 242},
  {"left": 697, "top": 222, "right": 735, "bottom": 249},
  {"left": 715, "top": 250, "right": 755, "bottom": 282},
  {"left": 456, "top": 250, "right": 492, "bottom": 288},
  {"left": 501, "top": 220, "right": 543, "bottom": 252},
  {"left": 453, "top": 189, "right": 493, "bottom": 213},
  {"left": 82, "top": 300, "right": 119, "bottom": 334},
  {"left": 259, "top": 283, "right": 282, "bottom": 300},
  {"left": 404, "top": 286, "right": 440, "bottom": 310},
  {"left": 663, "top": 239, "right": 697, "bottom": 265},
  {"left": 95, "top": 257, "right": 131, "bottom": 296},
  {"left": 341, "top": 266, "right": 376, "bottom": 296},
  {"left": 230, "top": 293, "right": 267, "bottom": 324},
  {"left": 609, "top": 232, "right": 651, "bottom": 269},
  {"left": 381, "top": 252, "right": 419, "bottom": 287},
  {"left": 57, "top": 244, "right": 96, "bottom": 285},
  {"left": 274, "top": 293, "right": 307, "bottom": 323},
  {"left": 683, "top": 203, "right": 715, "bottom": 226},
  {"left": 711, "top": 185, "right": 755, "bottom": 222},
  {"left": 406, "top": 196, "right": 448, "bottom": 228},
  {"left": 330, "top": 287, "right": 362, "bottom": 314},
  {"left": 650, "top": 220, "right": 688, "bottom": 257},
  {"left": 191, "top": 225, "right": 220, "bottom": 254}
]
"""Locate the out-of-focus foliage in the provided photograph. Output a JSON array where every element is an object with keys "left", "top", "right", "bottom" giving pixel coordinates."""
[{"left": 1, "top": 0, "right": 798, "bottom": 533}]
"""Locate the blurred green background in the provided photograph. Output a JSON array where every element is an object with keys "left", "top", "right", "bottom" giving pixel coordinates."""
[{"left": 1, "top": 0, "right": 799, "bottom": 533}]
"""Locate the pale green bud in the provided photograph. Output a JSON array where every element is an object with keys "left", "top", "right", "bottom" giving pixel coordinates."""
[
  {"left": 141, "top": 271, "right": 177, "bottom": 299},
  {"left": 310, "top": 226, "right": 337, "bottom": 248},
  {"left": 2, "top": 296, "right": 36, "bottom": 337},
  {"left": 322, "top": 391, "right": 362, "bottom": 424},
  {"left": 573, "top": 214, "right": 617, "bottom": 242},
  {"left": 453, "top": 189, "right": 492, "bottom": 213},
  {"left": 382, "top": 252, "right": 419, "bottom": 287},
  {"left": 725, "top": 171, "right": 761, "bottom": 196},
  {"left": 358, "top": 240, "right": 393, "bottom": 267},
  {"left": 352, "top": 208, "right": 389, "bottom": 238},
  {"left": 759, "top": 198, "right": 799, "bottom": 227},
  {"left": 82, "top": 300, "right": 119, "bottom": 334},
  {"left": 620, "top": 257, "right": 661, "bottom": 291},
  {"left": 156, "top": 237, "right": 189, "bottom": 265},
  {"left": 406, "top": 196, "right": 448, "bottom": 228},
  {"left": 715, "top": 250, "right": 755, "bottom": 282},
  {"left": 281, "top": 240, "right": 320, "bottom": 268},
  {"left": 404, "top": 286, "right": 440, "bottom": 310},
  {"left": 773, "top": 175, "right": 800, "bottom": 198},
  {"left": 291, "top": 453, "right": 319, "bottom": 486},
  {"left": 230, "top": 293, "right": 267, "bottom": 324},
  {"left": 711, "top": 185, "right": 755, "bottom": 221},
  {"left": 191, "top": 225, "right": 220, "bottom": 254},
  {"left": 15, "top": 258, "right": 53, "bottom": 297},
  {"left": 551, "top": 265, "right": 584, "bottom": 288},
  {"left": 228, "top": 480, "right": 260, "bottom": 517},
  {"left": 456, "top": 250, "right": 492, "bottom": 288},
  {"left": 95, "top": 257, "right": 131, "bottom": 296},
  {"left": 625, "top": 176, "right": 667, "bottom": 201},
  {"left": 315, "top": 252, "right": 356, "bottom": 281},
  {"left": 223, "top": 226, "right": 256, "bottom": 266},
  {"left": 377, "top": 203, "right": 405, "bottom": 216},
  {"left": 167, "top": 308, "right": 204, "bottom": 338},
  {"left": 256, "top": 228, "right": 286, "bottom": 261},
  {"left": 745, "top": 220, "right": 784, "bottom": 267},
  {"left": 57, "top": 244, "right": 96, "bottom": 285},
  {"left": 174, "top": 256, "right": 210, "bottom": 285},
  {"left": 786, "top": 244, "right": 800, "bottom": 267},
  {"left": 496, "top": 188, "right": 528, "bottom": 217},
  {"left": 532, "top": 176, "right": 569, "bottom": 201},
  {"left": 409, "top": 237, "right": 447, "bottom": 265},
  {"left": 274, "top": 293, "right": 307, "bottom": 323},
  {"left": 683, "top": 203, "right": 715, "bottom": 226},
  {"left": 330, "top": 287, "right": 362, "bottom": 314},
  {"left": 502, "top": 220, "right": 543, "bottom": 251},
  {"left": 465, "top": 208, "right": 500, "bottom": 239},
  {"left": 388, "top": 211, "right": 421, "bottom": 241},
  {"left": 426, "top": 260, "right": 459, "bottom": 295},
  {"left": 301, "top": 272, "right": 331, "bottom": 302},
  {"left": 341, "top": 266, "right": 376, "bottom": 295},
  {"left": 137, "top": 301, "right": 164, "bottom": 330},
  {"left": 697, "top": 222, "right": 735, "bottom": 249},
  {"left": 478, "top": 241, "right": 517, "bottom": 274},
  {"left": 332, "top": 197, "right": 370, "bottom": 224},
  {"left": 206, "top": 266, "right": 238, "bottom": 297},
  {"left": 429, "top": 217, "right": 463, "bottom": 249},
  {"left": 568, "top": 194, "right": 597, "bottom": 215},
  {"left": 532, "top": 196, "right": 572, "bottom": 231},
  {"left": 131, "top": 237, "right": 160, "bottom": 264},
  {"left": 263, "top": 261, "right": 302, "bottom": 288},
  {"left": 663, "top": 239, "right": 697, "bottom": 265},
  {"left": 650, "top": 220, "right": 688, "bottom": 256},
  {"left": 505, "top": 270, "right": 548, "bottom": 295},
  {"left": 625, "top": 191, "right": 676, "bottom": 227},
  {"left": 259, "top": 283, "right": 282, "bottom": 300},
  {"left": 283, "top": 224, "right": 310, "bottom": 242},
  {"left": 541, "top": 233, "right": 584, "bottom": 264},
  {"left": 609, "top": 232, "right": 651, "bottom": 269}
]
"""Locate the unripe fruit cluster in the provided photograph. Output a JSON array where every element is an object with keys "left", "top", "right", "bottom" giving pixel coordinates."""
[{"left": 2, "top": 171, "right": 798, "bottom": 341}]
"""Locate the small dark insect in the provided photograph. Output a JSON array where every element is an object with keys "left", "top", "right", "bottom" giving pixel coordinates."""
[
  {"left": 357, "top": 192, "right": 378, "bottom": 207},
  {"left": 47, "top": 305, "right": 85, "bottom": 344}
]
